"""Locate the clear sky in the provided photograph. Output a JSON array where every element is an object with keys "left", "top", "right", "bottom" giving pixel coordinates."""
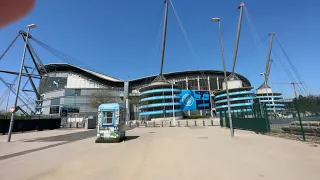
[{"left": 0, "top": 0, "right": 319, "bottom": 109}]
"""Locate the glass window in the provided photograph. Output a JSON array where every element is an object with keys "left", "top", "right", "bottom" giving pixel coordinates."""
[
  {"left": 65, "top": 89, "right": 75, "bottom": 96},
  {"left": 51, "top": 98, "right": 60, "bottom": 105},
  {"left": 103, "top": 111, "right": 113, "bottom": 124},
  {"left": 75, "top": 89, "right": 81, "bottom": 96},
  {"left": 67, "top": 107, "right": 80, "bottom": 113},
  {"left": 50, "top": 106, "right": 60, "bottom": 114}
]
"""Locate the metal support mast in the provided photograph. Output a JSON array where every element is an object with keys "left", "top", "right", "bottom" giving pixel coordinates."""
[
  {"left": 159, "top": 0, "right": 169, "bottom": 75},
  {"left": 230, "top": 2, "right": 245, "bottom": 76},
  {"left": 264, "top": 32, "right": 275, "bottom": 87}
]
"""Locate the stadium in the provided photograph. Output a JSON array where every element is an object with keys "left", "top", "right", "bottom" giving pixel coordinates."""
[{"left": 38, "top": 63, "right": 252, "bottom": 121}]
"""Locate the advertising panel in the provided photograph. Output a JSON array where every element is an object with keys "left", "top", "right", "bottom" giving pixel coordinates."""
[{"left": 180, "top": 90, "right": 211, "bottom": 111}]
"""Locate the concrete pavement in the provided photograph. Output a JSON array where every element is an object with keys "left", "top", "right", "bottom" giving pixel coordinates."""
[{"left": 0, "top": 127, "right": 319, "bottom": 180}]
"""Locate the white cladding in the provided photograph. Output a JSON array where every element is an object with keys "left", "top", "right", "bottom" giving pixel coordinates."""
[
  {"left": 256, "top": 87, "right": 273, "bottom": 94},
  {"left": 66, "top": 73, "right": 106, "bottom": 89},
  {"left": 222, "top": 80, "right": 243, "bottom": 90}
]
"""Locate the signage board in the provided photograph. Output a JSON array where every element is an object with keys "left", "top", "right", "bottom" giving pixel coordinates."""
[{"left": 180, "top": 90, "right": 211, "bottom": 111}]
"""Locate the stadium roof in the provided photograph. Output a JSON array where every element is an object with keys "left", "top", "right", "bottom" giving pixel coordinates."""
[
  {"left": 42, "top": 63, "right": 122, "bottom": 82},
  {"left": 42, "top": 63, "right": 251, "bottom": 87}
]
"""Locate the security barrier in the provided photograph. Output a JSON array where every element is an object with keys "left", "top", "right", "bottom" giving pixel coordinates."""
[
  {"left": 0, "top": 117, "right": 61, "bottom": 135},
  {"left": 219, "top": 104, "right": 271, "bottom": 133}
]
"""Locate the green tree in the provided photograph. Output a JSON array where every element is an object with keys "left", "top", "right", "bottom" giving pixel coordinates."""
[{"left": 89, "top": 90, "right": 115, "bottom": 108}]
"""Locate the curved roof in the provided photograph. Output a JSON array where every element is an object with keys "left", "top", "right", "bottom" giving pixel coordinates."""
[
  {"left": 42, "top": 63, "right": 124, "bottom": 88},
  {"left": 129, "top": 70, "right": 251, "bottom": 88},
  {"left": 42, "top": 63, "right": 251, "bottom": 89},
  {"left": 43, "top": 63, "right": 121, "bottom": 82}
]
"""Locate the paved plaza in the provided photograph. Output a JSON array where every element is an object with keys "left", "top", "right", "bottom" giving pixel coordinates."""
[{"left": 0, "top": 127, "right": 319, "bottom": 180}]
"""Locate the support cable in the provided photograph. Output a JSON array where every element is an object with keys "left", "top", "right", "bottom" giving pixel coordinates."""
[
  {"left": 169, "top": 0, "right": 208, "bottom": 83},
  {"left": 152, "top": 4, "right": 165, "bottom": 56},
  {"left": 273, "top": 51, "right": 306, "bottom": 96},
  {"left": 274, "top": 36, "right": 311, "bottom": 95}
]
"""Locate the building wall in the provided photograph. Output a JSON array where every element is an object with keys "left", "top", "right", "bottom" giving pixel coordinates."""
[
  {"left": 40, "top": 72, "right": 124, "bottom": 116},
  {"left": 39, "top": 69, "right": 252, "bottom": 119}
]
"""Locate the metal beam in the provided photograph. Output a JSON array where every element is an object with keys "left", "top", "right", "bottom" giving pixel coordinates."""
[
  {"left": 23, "top": 66, "right": 40, "bottom": 99},
  {"left": 0, "top": 76, "right": 34, "bottom": 113},
  {"left": 20, "top": 30, "right": 48, "bottom": 75},
  {"left": 0, "top": 70, "right": 45, "bottom": 79},
  {"left": 0, "top": 32, "right": 20, "bottom": 61}
]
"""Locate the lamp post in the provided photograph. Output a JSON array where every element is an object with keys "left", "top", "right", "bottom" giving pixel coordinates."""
[
  {"left": 7, "top": 24, "right": 36, "bottom": 142},
  {"left": 211, "top": 18, "right": 234, "bottom": 137},
  {"left": 171, "top": 83, "right": 176, "bottom": 126}
]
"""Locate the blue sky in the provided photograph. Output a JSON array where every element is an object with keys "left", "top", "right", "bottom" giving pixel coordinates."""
[{"left": 0, "top": 0, "right": 319, "bottom": 108}]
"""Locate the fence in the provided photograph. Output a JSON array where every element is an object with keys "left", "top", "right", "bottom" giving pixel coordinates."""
[
  {"left": 126, "top": 119, "right": 220, "bottom": 128},
  {"left": 0, "top": 116, "right": 61, "bottom": 135},
  {"left": 219, "top": 104, "right": 271, "bottom": 133},
  {"left": 270, "top": 97, "right": 320, "bottom": 142}
]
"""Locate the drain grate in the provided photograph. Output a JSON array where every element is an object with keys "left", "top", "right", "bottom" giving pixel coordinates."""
[{"left": 198, "top": 136, "right": 208, "bottom": 139}]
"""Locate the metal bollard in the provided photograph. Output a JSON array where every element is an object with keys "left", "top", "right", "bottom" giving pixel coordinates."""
[
  {"left": 195, "top": 121, "right": 197, "bottom": 126},
  {"left": 178, "top": 121, "right": 180, "bottom": 127},
  {"left": 186, "top": 121, "right": 188, "bottom": 127},
  {"left": 69, "top": 122, "right": 72, "bottom": 128},
  {"left": 203, "top": 120, "right": 205, "bottom": 126},
  {"left": 153, "top": 121, "right": 156, "bottom": 127},
  {"left": 137, "top": 122, "right": 139, "bottom": 128},
  {"left": 211, "top": 120, "right": 213, "bottom": 126},
  {"left": 162, "top": 121, "right": 163, "bottom": 127},
  {"left": 170, "top": 121, "right": 172, "bottom": 127},
  {"left": 76, "top": 122, "right": 79, "bottom": 128}
]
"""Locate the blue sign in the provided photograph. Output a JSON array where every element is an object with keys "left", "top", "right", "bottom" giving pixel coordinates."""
[{"left": 180, "top": 90, "right": 211, "bottom": 111}]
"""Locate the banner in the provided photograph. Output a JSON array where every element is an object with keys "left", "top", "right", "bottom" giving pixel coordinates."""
[{"left": 180, "top": 90, "right": 211, "bottom": 111}]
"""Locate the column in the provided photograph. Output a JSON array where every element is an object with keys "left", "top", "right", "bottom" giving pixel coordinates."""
[
  {"left": 186, "top": 77, "right": 190, "bottom": 116},
  {"left": 124, "top": 81, "right": 130, "bottom": 121},
  {"left": 197, "top": 76, "right": 202, "bottom": 116},
  {"left": 208, "top": 76, "right": 213, "bottom": 117},
  {"left": 217, "top": 76, "right": 220, "bottom": 90}
]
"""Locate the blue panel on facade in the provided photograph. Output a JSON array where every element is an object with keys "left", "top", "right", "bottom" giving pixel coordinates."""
[{"left": 180, "top": 90, "right": 211, "bottom": 111}]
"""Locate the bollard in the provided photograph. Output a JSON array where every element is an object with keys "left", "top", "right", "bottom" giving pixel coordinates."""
[
  {"left": 129, "top": 122, "right": 131, "bottom": 127},
  {"left": 137, "top": 122, "right": 139, "bottom": 128},
  {"left": 170, "top": 121, "right": 172, "bottom": 127},
  {"left": 211, "top": 120, "right": 213, "bottom": 126},
  {"left": 203, "top": 120, "right": 205, "bottom": 126},
  {"left": 145, "top": 122, "right": 147, "bottom": 127},
  {"left": 186, "top": 121, "right": 188, "bottom": 127},
  {"left": 195, "top": 121, "right": 197, "bottom": 126},
  {"left": 69, "top": 122, "right": 72, "bottom": 128},
  {"left": 153, "top": 121, "right": 156, "bottom": 127},
  {"left": 76, "top": 122, "right": 79, "bottom": 128},
  {"left": 162, "top": 121, "right": 163, "bottom": 127},
  {"left": 178, "top": 121, "right": 180, "bottom": 127}
]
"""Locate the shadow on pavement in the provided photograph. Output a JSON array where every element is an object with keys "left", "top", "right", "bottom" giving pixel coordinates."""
[
  {"left": 0, "top": 130, "right": 96, "bottom": 161},
  {"left": 1, "top": 127, "right": 138, "bottom": 161},
  {"left": 125, "top": 136, "right": 139, "bottom": 141},
  {"left": 24, "top": 130, "right": 96, "bottom": 142}
]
